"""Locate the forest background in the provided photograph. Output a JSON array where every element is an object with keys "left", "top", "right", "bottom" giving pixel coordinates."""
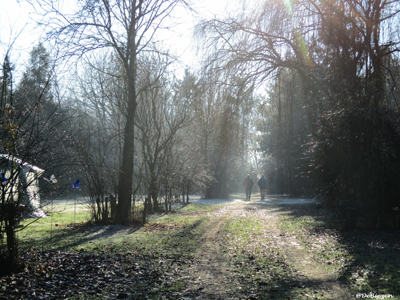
[{"left": 1, "top": 0, "right": 400, "bottom": 274}]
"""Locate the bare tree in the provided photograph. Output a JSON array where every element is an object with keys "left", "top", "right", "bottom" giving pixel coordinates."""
[
  {"left": 33, "top": 0, "right": 191, "bottom": 223},
  {"left": 135, "top": 54, "right": 192, "bottom": 211},
  {"left": 69, "top": 53, "right": 125, "bottom": 223}
]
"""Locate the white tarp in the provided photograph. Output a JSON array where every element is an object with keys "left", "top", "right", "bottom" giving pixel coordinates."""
[{"left": 0, "top": 154, "right": 46, "bottom": 218}]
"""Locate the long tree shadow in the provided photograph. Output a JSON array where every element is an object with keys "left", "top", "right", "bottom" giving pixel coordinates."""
[
  {"left": 14, "top": 215, "right": 209, "bottom": 299},
  {"left": 48, "top": 214, "right": 208, "bottom": 260},
  {"left": 20, "top": 223, "right": 143, "bottom": 251},
  {"left": 21, "top": 200, "right": 215, "bottom": 253}
]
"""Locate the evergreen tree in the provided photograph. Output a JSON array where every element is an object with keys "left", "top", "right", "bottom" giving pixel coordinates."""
[
  {"left": 0, "top": 54, "right": 13, "bottom": 116},
  {"left": 15, "top": 43, "right": 53, "bottom": 114}
]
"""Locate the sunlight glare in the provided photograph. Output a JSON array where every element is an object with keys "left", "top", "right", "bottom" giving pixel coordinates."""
[
  {"left": 281, "top": 0, "right": 312, "bottom": 67},
  {"left": 283, "top": 0, "right": 293, "bottom": 14}
]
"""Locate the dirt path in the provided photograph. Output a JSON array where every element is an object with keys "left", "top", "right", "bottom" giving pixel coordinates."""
[
  {"left": 180, "top": 201, "right": 351, "bottom": 299},
  {"left": 180, "top": 216, "right": 238, "bottom": 299}
]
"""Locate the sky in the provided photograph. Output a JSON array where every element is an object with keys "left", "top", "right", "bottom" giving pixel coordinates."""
[
  {"left": 0, "top": 0, "right": 232, "bottom": 80},
  {"left": 0, "top": 0, "right": 44, "bottom": 75}
]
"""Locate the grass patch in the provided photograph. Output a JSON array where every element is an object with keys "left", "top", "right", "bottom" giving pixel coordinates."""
[
  {"left": 18, "top": 203, "right": 91, "bottom": 250},
  {"left": 172, "top": 202, "right": 225, "bottom": 213}
]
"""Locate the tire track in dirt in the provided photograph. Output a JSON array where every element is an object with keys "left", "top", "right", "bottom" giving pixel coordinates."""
[{"left": 180, "top": 214, "right": 238, "bottom": 299}]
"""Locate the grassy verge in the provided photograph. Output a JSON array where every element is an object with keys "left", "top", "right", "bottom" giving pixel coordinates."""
[{"left": 278, "top": 204, "right": 400, "bottom": 298}]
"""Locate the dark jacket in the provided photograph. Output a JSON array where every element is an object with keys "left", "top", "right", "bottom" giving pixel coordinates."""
[{"left": 258, "top": 177, "right": 267, "bottom": 189}]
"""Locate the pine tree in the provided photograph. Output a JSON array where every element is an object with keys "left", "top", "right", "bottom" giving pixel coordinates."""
[{"left": 16, "top": 43, "right": 53, "bottom": 113}]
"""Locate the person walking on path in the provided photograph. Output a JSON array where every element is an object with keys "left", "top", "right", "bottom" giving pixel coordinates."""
[
  {"left": 258, "top": 175, "right": 267, "bottom": 200},
  {"left": 243, "top": 174, "right": 254, "bottom": 200}
]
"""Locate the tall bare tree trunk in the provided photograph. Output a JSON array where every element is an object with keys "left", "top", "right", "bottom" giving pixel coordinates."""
[{"left": 117, "top": 77, "right": 137, "bottom": 223}]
